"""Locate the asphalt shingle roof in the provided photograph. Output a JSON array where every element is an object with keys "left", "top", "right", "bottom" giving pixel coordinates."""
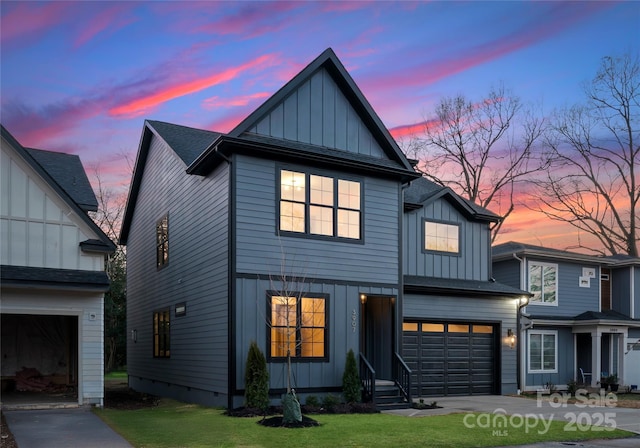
[
  {"left": 0, "top": 265, "right": 110, "bottom": 290},
  {"left": 404, "top": 275, "right": 530, "bottom": 297},
  {"left": 25, "top": 147, "right": 98, "bottom": 212},
  {"left": 147, "top": 120, "right": 221, "bottom": 166}
]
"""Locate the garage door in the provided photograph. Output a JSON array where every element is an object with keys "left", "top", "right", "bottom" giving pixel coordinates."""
[{"left": 403, "top": 321, "right": 498, "bottom": 396}]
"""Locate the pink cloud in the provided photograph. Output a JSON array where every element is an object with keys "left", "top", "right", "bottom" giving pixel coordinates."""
[
  {"left": 109, "top": 54, "right": 277, "bottom": 117},
  {"left": 202, "top": 92, "right": 270, "bottom": 109},
  {"left": 362, "top": 2, "right": 615, "bottom": 92},
  {"left": 389, "top": 119, "right": 440, "bottom": 139},
  {"left": 74, "top": 4, "right": 137, "bottom": 48},
  {"left": 0, "top": 2, "right": 71, "bottom": 45},
  {"left": 206, "top": 110, "right": 253, "bottom": 134}
]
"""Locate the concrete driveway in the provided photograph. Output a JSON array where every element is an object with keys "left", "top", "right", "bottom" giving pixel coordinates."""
[{"left": 3, "top": 407, "right": 132, "bottom": 448}]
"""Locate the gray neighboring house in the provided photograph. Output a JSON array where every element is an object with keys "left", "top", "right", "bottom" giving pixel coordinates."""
[
  {"left": 493, "top": 242, "right": 640, "bottom": 391},
  {"left": 119, "top": 48, "right": 527, "bottom": 409},
  {"left": 1, "top": 125, "right": 115, "bottom": 407}
]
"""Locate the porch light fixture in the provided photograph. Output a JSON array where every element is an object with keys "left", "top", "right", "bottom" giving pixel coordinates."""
[
  {"left": 518, "top": 295, "right": 530, "bottom": 308},
  {"left": 507, "top": 328, "right": 515, "bottom": 348},
  {"left": 360, "top": 294, "right": 367, "bottom": 304}
]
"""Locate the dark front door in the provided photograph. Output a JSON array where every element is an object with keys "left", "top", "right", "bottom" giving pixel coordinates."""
[{"left": 362, "top": 297, "right": 394, "bottom": 380}]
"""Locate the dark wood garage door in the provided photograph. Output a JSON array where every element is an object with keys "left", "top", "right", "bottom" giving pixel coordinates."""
[{"left": 403, "top": 321, "right": 498, "bottom": 397}]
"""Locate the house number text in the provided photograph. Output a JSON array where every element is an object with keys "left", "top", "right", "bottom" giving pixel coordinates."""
[{"left": 352, "top": 309, "right": 357, "bottom": 332}]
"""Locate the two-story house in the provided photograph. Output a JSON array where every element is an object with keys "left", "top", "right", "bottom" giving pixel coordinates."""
[
  {"left": 493, "top": 242, "right": 640, "bottom": 391},
  {"left": 1, "top": 125, "right": 115, "bottom": 407},
  {"left": 120, "top": 49, "right": 529, "bottom": 409}
]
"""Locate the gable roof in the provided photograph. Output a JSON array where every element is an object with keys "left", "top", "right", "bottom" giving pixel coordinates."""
[
  {"left": 404, "top": 177, "right": 501, "bottom": 222},
  {"left": 1, "top": 124, "right": 115, "bottom": 254},
  {"left": 228, "top": 48, "right": 414, "bottom": 172}
]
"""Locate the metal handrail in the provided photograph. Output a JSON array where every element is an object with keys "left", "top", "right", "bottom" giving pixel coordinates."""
[
  {"left": 393, "top": 352, "right": 412, "bottom": 404},
  {"left": 359, "top": 352, "right": 375, "bottom": 402}
]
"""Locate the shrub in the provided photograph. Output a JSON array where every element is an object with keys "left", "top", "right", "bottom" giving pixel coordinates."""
[
  {"left": 305, "top": 395, "right": 320, "bottom": 407},
  {"left": 342, "top": 349, "right": 361, "bottom": 403},
  {"left": 567, "top": 379, "right": 578, "bottom": 396},
  {"left": 244, "top": 341, "right": 269, "bottom": 411},
  {"left": 322, "top": 393, "right": 341, "bottom": 412}
]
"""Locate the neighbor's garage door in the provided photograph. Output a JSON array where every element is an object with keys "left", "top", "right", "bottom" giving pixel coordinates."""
[{"left": 403, "top": 321, "right": 498, "bottom": 396}]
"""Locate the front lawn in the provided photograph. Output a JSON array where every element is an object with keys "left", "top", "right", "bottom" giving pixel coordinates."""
[{"left": 95, "top": 399, "right": 632, "bottom": 448}]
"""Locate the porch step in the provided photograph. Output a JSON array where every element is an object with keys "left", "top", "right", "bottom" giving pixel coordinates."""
[{"left": 373, "top": 381, "right": 411, "bottom": 410}]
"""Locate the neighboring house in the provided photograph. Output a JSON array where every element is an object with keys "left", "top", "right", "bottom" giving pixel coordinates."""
[
  {"left": 1, "top": 125, "right": 115, "bottom": 407},
  {"left": 493, "top": 242, "right": 640, "bottom": 391},
  {"left": 119, "top": 48, "right": 527, "bottom": 409}
]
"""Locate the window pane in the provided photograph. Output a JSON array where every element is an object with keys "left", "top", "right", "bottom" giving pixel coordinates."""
[
  {"left": 280, "top": 201, "right": 305, "bottom": 233},
  {"left": 448, "top": 324, "right": 469, "bottom": 333},
  {"left": 542, "top": 334, "right": 556, "bottom": 369},
  {"left": 543, "top": 266, "right": 557, "bottom": 303},
  {"left": 272, "top": 296, "right": 297, "bottom": 326},
  {"left": 310, "top": 175, "right": 333, "bottom": 206},
  {"left": 529, "top": 333, "right": 542, "bottom": 370},
  {"left": 529, "top": 265, "right": 542, "bottom": 302},
  {"left": 271, "top": 328, "right": 295, "bottom": 357},
  {"left": 281, "top": 170, "right": 306, "bottom": 202},
  {"left": 422, "top": 323, "right": 444, "bottom": 332},
  {"left": 473, "top": 325, "right": 493, "bottom": 334},
  {"left": 403, "top": 322, "right": 418, "bottom": 331},
  {"left": 425, "top": 221, "right": 459, "bottom": 253},
  {"left": 337, "top": 209, "right": 360, "bottom": 239},
  {"left": 338, "top": 180, "right": 360, "bottom": 210},
  {"left": 310, "top": 205, "right": 333, "bottom": 236}
]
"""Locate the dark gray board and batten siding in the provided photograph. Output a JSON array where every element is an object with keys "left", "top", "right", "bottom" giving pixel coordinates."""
[
  {"left": 126, "top": 133, "right": 230, "bottom": 407},
  {"left": 403, "top": 199, "right": 491, "bottom": 281},
  {"left": 247, "top": 67, "right": 386, "bottom": 159}
]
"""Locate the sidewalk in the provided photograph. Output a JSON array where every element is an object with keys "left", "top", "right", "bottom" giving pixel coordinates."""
[{"left": 3, "top": 407, "right": 132, "bottom": 448}]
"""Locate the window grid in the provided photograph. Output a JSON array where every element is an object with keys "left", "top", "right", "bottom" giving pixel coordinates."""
[
  {"left": 269, "top": 294, "right": 327, "bottom": 360},
  {"left": 279, "top": 169, "right": 361, "bottom": 240},
  {"left": 153, "top": 310, "right": 170, "bottom": 358},
  {"left": 424, "top": 221, "right": 460, "bottom": 253},
  {"left": 529, "top": 262, "right": 558, "bottom": 305},
  {"left": 528, "top": 331, "right": 557, "bottom": 372}
]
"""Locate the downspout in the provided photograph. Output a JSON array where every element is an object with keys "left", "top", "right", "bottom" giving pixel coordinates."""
[{"left": 513, "top": 253, "right": 525, "bottom": 394}]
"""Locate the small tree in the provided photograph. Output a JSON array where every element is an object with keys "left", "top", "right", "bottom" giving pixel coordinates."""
[
  {"left": 244, "top": 341, "right": 269, "bottom": 412},
  {"left": 342, "top": 349, "right": 361, "bottom": 403}
]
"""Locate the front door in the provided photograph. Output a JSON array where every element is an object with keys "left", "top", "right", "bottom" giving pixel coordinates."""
[{"left": 362, "top": 296, "right": 394, "bottom": 380}]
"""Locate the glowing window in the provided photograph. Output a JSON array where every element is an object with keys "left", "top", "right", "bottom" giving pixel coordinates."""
[{"left": 424, "top": 221, "right": 460, "bottom": 254}]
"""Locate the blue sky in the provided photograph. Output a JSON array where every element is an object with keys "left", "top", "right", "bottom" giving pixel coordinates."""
[{"left": 1, "top": 1, "right": 638, "bottom": 248}]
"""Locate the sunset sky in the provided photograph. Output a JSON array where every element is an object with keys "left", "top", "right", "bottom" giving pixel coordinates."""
[{"left": 1, "top": 1, "right": 638, "bottom": 251}]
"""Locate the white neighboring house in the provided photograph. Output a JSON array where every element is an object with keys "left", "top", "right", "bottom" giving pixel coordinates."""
[{"left": 1, "top": 125, "right": 115, "bottom": 407}]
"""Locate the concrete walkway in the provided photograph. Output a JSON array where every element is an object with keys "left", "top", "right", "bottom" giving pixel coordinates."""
[{"left": 3, "top": 407, "right": 132, "bottom": 448}]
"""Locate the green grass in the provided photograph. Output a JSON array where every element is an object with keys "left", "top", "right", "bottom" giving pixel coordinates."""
[
  {"left": 105, "top": 370, "right": 128, "bottom": 380},
  {"left": 95, "top": 399, "right": 633, "bottom": 448}
]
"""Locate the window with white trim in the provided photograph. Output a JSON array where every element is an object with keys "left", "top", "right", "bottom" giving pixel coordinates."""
[
  {"left": 279, "top": 169, "right": 361, "bottom": 240},
  {"left": 528, "top": 262, "right": 557, "bottom": 305},
  {"left": 528, "top": 330, "right": 557, "bottom": 372}
]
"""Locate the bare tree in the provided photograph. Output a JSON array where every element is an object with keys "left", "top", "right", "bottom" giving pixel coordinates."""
[
  {"left": 405, "top": 84, "right": 547, "bottom": 240},
  {"left": 531, "top": 53, "right": 639, "bottom": 256},
  {"left": 89, "top": 167, "right": 128, "bottom": 371}
]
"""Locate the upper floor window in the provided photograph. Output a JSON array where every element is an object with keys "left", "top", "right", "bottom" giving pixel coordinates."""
[
  {"left": 153, "top": 309, "right": 170, "bottom": 358},
  {"left": 279, "top": 169, "right": 361, "bottom": 240},
  {"left": 268, "top": 293, "right": 327, "bottom": 361},
  {"left": 156, "top": 214, "right": 169, "bottom": 268},
  {"left": 424, "top": 220, "right": 460, "bottom": 254},
  {"left": 528, "top": 262, "right": 557, "bottom": 305}
]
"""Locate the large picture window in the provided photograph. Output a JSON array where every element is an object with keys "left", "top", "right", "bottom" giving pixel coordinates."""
[
  {"left": 268, "top": 293, "right": 327, "bottom": 360},
  {"left": 528, "top": 262, "right": 557, "bottom": 305},
  {"left": 153, "top": 309, "right": 170, "bottom": 358},
  {"left": 279, "top": 169, "right": 361, "bottom": 240},
  {"left": 156, "top": 214, "right": 169, "bottom": 268},
  {"left": 528, "top": 330, "right": 557, "bottom": 372},
  {"left": 424, "top": 220, "right": 460, "bottom": 254}
]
